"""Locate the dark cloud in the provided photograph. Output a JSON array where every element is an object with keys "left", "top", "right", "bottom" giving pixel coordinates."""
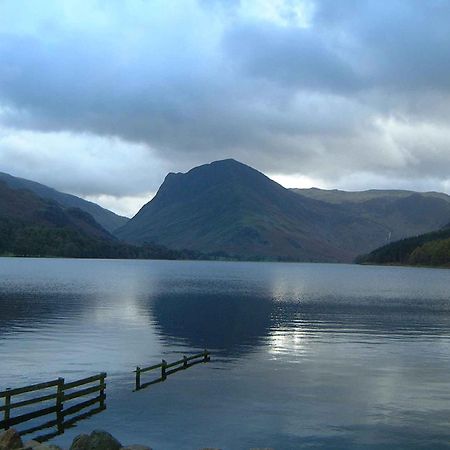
[
  {"left": 223, "top": 21, "right": 363, "bottom": 92},
  {"left": 315, "top": 0, "right": 450, "bottom": 93},
  {"left": 0, "top": 0, "right": 449, "bottom": 214}
]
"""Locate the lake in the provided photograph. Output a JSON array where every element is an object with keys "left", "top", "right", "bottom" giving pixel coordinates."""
[{"left": 0, "top": 258, "right": 449, "bottom": 449}]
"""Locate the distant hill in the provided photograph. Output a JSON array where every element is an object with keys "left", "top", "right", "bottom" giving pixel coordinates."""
[
  {"left": 293, "top": 187, "right": 450, "bottom": 244},
  {"left": 115, "top": 159, "right": 402, "bottom": 262},
  {"left": 0, "top": 171, "right": 128, "bottom": 233},
  {"left": 0, "top": 181, "right": 195, "bottom": 260},
  {"left": 356, "top": 224, "right": 450, "bottom": 267}
]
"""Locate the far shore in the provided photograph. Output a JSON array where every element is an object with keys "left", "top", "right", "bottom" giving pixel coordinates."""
[{"left": 1, "top": 253, "right": 449, "bottom": 269}]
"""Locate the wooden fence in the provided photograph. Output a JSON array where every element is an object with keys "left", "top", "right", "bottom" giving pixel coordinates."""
[
  {"left": 135, "top": 350, "right": 210, "bottom": 391},
  {"left": 0, "top": 349, "right": 211, "bottom": 440},
  {"left": 0, "top": 373, "right": 106, "bottom": 441}
]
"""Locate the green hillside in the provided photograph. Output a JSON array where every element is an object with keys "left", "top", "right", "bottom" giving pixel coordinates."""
[{"left": 0, "top": 181, "right": 195, "bottom": 260}]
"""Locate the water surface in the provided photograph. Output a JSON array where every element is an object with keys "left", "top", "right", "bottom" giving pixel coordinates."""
[{"left": 0, "top": 258, "right": 449, "bottom": 449}]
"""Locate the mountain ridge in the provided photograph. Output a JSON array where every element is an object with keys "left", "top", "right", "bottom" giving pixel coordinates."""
[
  {"left": 293, "top": 188, "right": 450, "bottom": 244},
  {"left": 292, "top": 187, "right": 450, "bottom": 205}
]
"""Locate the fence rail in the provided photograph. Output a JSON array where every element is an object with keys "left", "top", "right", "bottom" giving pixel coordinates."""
[
  {"left": 135, "top": 350, "right": 210, "bottom": 391},
  {"left": 0, "top": 373, "right": 106, "bottom": 441}
]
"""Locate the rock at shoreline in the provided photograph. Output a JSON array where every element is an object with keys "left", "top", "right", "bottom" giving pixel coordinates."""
[
  {"left": 0, "top": 429, "right": 23, "bottom": 450},
  {"left": 70, "top": 431, "right": 121, "bottom": 450},
  {"left": 0, "top": 428, "right": 154, "bottom": 450}
]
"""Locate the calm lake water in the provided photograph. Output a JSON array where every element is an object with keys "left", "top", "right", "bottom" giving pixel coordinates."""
[{"left": 0, "top": 258, "right": 449, "bottom": 449}]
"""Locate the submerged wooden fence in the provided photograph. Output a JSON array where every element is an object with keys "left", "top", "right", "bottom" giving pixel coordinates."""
[
  {"left": 0, "top": 373, "right": 106, "bottom": 441},
  {"left": 135, "top": 350, "right": 210, "bottom": 391},
  {"left": 0, "top": 349, "right": 211, "bottom": 440}
]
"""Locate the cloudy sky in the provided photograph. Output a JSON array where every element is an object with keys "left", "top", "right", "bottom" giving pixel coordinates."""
[{"left": 1, "top": 0, "right": 450, "bottom": 216}]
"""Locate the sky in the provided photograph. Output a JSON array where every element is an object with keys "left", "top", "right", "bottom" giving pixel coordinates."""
[{"left": 1, "top": 0, "right": 450, "bottom": 217}]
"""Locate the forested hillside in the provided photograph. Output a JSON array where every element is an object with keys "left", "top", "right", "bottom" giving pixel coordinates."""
[
  {"left": 0, "top": 181, "right": 197, "bottom": 260},
  {"left": 356, "top": 225, "right": 450, "bottom": 267}
]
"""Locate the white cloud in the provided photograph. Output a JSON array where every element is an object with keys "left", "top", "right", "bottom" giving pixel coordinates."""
[
  {"left": 83, "top": 193, "right": 155, "bottom": 217},
  {"left": 270, "top": 172, "right": 329, "bottom": 189},
  {"left": 0, "top": 125, "right": 169, "bottom": 198}
]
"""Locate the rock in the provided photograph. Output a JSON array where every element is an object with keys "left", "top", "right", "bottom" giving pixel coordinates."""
[
  {"left": 0, "top": 429, "right": 23, "bottom": 449},
  {"left": 70, "top": 430, "right": 121, "bottom": 450},
  {"left": 122, "top": 446, "right": 152, "bottom": 450}
]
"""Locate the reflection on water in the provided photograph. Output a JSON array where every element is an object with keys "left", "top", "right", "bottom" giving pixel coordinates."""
[
  {"left": 0, "top": 258, "right": 449, "bottom": 449},
  {"left": 151, "top": 293, "right": 273, "bottom": 354},
  {"left": 25, "top": 399, "right": 106, "bottom": 444}
]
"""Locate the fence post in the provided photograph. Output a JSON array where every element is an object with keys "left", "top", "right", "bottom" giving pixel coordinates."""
[
  {"left": 4, "top": 388, "right": 11, "bottom": 430},
  {"left": 135, "top": 367, "right": 141, "bottom": 391},
  {"left": 183, "top": 356, "right": 188, "bottom": 369},
  {"left": 56, "top": 378, "right": 64, "bottom": 434},
  {"left": 99, "top": 373, "right": 106, "bottom": 409},
  {"left": 161, "top": 360, "right": 167, "bottom": 381}
]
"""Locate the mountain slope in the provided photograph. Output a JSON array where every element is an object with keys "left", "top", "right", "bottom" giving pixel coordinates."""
[
  {"left": 0, "top": 180, "right": 112, "bottom": 238},
  {"left": 293, "top": 187, "right": 450, "bottom": 243},
  {"left": 0, "top": 181, "right": 191, "bottom": 260},
  {"left": 356, "top": 224, "right": 450, "bottom": 267},
  {"left": 0, "top": 180, "right": 114, "bottom": 256},
  {"left": 0, "top": 171, "right": 128, "bottom": 232},
  {"left": 115, "top": 159, "right": 399, "bottom": 262}
]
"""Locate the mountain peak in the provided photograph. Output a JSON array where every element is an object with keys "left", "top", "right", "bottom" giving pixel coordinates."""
[
  {"left": 163, "top": 158, "right": 252, "bottom": 181},
  {"left": 154, "top": 158, "right": 279, "bottom": 207},
  {"left": 206, "top": 158, "right": 241, "bottom": 166},
  {"left": 186, "top": 158, "right": 257, "bottom": 175}
]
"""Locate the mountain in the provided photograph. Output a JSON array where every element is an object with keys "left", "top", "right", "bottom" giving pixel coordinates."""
[
  {"left": 4, "top": 160, "right": 449, "bottom": 263},
  {"left": 116, "top": 159, "right": 450, "bottom": 262},
  {"left": 0, "top": 180, "right": 195, "bottom": 260},
  {"left": 356, "top": 224, "right": 450, "bottom": 267},
  {"left": 293, "top": 187, "right": 450, "bottom": 243},
  {"left": 116, "top": 159, "right": 415, "bottom": 262},
  {"left": 0, "top": 171, "right": 128, "bottom": 233}
]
